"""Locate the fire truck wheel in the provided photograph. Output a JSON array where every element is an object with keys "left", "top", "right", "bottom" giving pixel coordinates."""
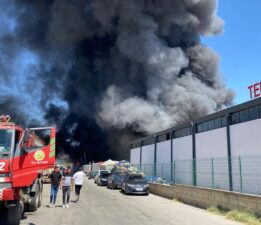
[
  {"left": 37, "top": 183, "right": 43, "bottom": 208},
  {"left": 28, "top": 185, "right": 39, "bottom": 212},
  {"left": 7, "top": 202, "right": 22, "bottom": 225}
]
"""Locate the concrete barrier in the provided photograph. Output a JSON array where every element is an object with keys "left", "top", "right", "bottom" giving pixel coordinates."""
[{"left": 149, "top": 183, "right": 261, "bottom": 215}]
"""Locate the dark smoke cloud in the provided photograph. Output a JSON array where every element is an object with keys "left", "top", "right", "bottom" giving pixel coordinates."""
[{"left": 0, "top": 0, "right": 234, "bottom": 161}]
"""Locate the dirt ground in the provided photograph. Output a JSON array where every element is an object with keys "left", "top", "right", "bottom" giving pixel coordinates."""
[{"left": 1, "top": 178, "right": 242, "bottom": 225}]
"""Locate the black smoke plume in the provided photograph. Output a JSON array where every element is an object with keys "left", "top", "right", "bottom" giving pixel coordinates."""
[{"left": 0, "top": 0, "right": 234, "bottom": 161}]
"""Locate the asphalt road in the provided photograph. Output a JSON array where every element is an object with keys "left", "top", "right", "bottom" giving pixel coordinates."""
[{"left": 7, "top": 179, "right": 242, "bottom": 225}]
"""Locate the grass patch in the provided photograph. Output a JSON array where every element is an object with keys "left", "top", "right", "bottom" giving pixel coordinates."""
[
  {"left": 227, "top": 210, "right": 261, "bottom": 225},
  {"left": 172, "top": 198, "right": 182, "bottom": 203},
  {"left": 207, "top": 206, "right": 261, "bottom": 225},
  {"left": 207, "top": 206, "right": 228, "bottom": 216}
]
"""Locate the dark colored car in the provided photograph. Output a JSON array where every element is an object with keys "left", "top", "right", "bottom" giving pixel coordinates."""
[
  {"left": 121, "top": 174, "right": 149, "bottom": 195},
  {"left": 88, "top": 171, "right": 98, "bottom": 179},
  {"left": 107, "top": 172, "right": 125, "bottom": 189},
  {"left": 97, "top": 171, "right": 110, "bottom": 186}
]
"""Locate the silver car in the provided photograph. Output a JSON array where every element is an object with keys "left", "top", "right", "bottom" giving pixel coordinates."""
[{"left": 121, "top": 174, "right": 149, "bottom": 195}]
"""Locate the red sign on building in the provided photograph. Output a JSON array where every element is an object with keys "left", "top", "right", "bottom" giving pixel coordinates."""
[{"left": 248, "top": 82, "right": 261, "bottom": 99}]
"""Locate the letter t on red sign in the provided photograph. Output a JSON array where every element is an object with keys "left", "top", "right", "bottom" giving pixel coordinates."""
[
  {"left": 254, "top": 83, "right": 260, "bottom": 98},
  {"left": 248, "top": 85, "right": 254, "bottom": 99}
]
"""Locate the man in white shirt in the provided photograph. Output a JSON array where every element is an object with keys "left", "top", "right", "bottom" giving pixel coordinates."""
[{"left": 73, "top": 167, "right": 85, "bottom": 202}]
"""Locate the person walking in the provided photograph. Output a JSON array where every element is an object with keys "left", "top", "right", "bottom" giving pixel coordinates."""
[
  {"left": 49, "top": 166, "right": 62, "bottom": 208},
  {"left": 73, "top": 167, "right": 85, "bottom": 202},
  {"left": 60, "top": 167, "right": 74, "bottom": 208}
]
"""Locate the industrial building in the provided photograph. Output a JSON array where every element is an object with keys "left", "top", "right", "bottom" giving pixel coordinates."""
[{"left": 130, "top": 97, "right": 261, "bottom": 195}]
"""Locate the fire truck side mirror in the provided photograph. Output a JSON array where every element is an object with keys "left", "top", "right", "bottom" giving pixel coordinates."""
[
  {"left": 21, "top": 145, "right": 28, "bottom": 154},
  {"left": 23, "top": 130, "right": 30, "bottom": 144}
]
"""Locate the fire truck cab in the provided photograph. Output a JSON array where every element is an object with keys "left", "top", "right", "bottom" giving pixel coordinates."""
[{"left": 0, "top": 115, "right": 56, "bottom": 225}]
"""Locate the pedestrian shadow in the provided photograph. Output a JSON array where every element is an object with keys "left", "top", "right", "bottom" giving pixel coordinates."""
[
  {"left": 44, "top": 204, "right": 63, "bottom": 208},
  {"left": 70, "top": 200, "right": 78, "bottom": 203},
  {"left": 0, "top": 223, "right": 36, "bottom": 225}
]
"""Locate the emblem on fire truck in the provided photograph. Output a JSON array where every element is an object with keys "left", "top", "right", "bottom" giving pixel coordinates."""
[
  {"left": 34, "top": 150, "right": 45, "bottom": 161},
  {"left": 0, "top": 115, "right": 10, "bottom": 123}
]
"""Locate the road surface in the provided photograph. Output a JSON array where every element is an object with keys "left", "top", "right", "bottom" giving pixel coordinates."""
[{"left": 8, "top": 179, "right": 242, "bottom": 225}]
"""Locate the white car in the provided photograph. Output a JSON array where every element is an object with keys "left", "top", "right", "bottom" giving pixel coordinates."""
[{"left": 94, "top": 170, "right": 110, "bottom": 184}]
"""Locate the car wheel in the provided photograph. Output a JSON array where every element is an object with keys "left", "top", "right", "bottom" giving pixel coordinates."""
[{"left": 124, "top": 186, "right": 129, "bottom": 195}]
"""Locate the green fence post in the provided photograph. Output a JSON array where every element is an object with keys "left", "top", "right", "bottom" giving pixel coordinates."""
[
  {"left": 170, "top": 163, "right": 172, "bottom": 182},
  {"left": 149, "top": 164, "right": 151, "bottom": 176},
  {"left": 212, "top": 158, "right": 214, "bottom": 189},
  {"left": 151, "top": 164, "right": 153, "bottom": 176},
  {"left": 192, "top": 159, "right": 197, "bottom": 186},
  {"left": 239, "top": 156, "right": 243, "bottom": 193},
  {"left": 173, "top": 162, "right": 176, "bottom": 184}
]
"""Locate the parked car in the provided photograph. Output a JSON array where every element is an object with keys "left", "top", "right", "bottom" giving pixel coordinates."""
[
  {"left": 97, "top": 171, "right": 110, "bottom": 186},
  {"left": 94, "top": 174, "right": 98, "bottom": 183},
  {"left": 94, "top": 170, "right": 102, "bottom": 183},
  {"left": 42, "top": 168, "right": 53, "bottom": 183},
  {"left": 107, "top": 172, "right": 126, "bottom": 189},
  {"left": 121, "top": 173, "right": 149, "bottom": 195},
  {"left": 94, "top": 170, "right": 110, "bottom": 183}
]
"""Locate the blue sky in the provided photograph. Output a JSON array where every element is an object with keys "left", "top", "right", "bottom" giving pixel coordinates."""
[{"left": 202, "top": 0, "right": 261, "bottom": 104}]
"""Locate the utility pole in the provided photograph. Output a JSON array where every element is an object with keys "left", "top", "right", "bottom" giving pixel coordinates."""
[{"left": 84, "top": 150, "right": 87, "bottom": 164}]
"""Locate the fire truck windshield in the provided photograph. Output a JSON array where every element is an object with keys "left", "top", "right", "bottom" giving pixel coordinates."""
[{"left": 0, "top": 129, "right": 12, "bottom": 157}]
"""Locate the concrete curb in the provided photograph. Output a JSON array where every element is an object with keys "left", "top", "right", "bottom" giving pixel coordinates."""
[{"left": 149, "top": 183, "right": 261, "bottom": 215}]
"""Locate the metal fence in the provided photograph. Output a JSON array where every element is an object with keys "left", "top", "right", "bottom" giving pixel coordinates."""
[{"left": 134, "top": 155, "right": 261, "bottom": 196}]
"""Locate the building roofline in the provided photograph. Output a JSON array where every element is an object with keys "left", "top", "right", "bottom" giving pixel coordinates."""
[{"left": 130, "top": 97, "right": 261, "bottom": 145}]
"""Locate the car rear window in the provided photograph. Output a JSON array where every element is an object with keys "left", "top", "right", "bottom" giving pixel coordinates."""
[
  {"left": 100, "top": 171, "right": 109, "bottom": 175},
  {"left": 101, "top": 173, "right": 109, "bottom": 177},
  {"left": 129, "top": 175, "right": 144, "bottom": 181}
]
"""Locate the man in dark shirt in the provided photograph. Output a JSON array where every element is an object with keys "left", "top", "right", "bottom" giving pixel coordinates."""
[{"left": 49, "top": 166, "right": 62, "bottom": 208}]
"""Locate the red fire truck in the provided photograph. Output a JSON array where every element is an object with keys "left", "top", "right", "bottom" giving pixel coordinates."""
[{"left": 0, "top": 115, "right": 56, "bottom": 225}]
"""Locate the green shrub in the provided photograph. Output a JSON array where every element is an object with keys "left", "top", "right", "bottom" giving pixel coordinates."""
[{"left": 207, "top": 206, "right": 261, "bottom": 225}]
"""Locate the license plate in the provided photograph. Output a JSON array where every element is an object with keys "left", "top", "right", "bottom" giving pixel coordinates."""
[{"left": 136, "top": 188, "right": 143, "bottom": 191}]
